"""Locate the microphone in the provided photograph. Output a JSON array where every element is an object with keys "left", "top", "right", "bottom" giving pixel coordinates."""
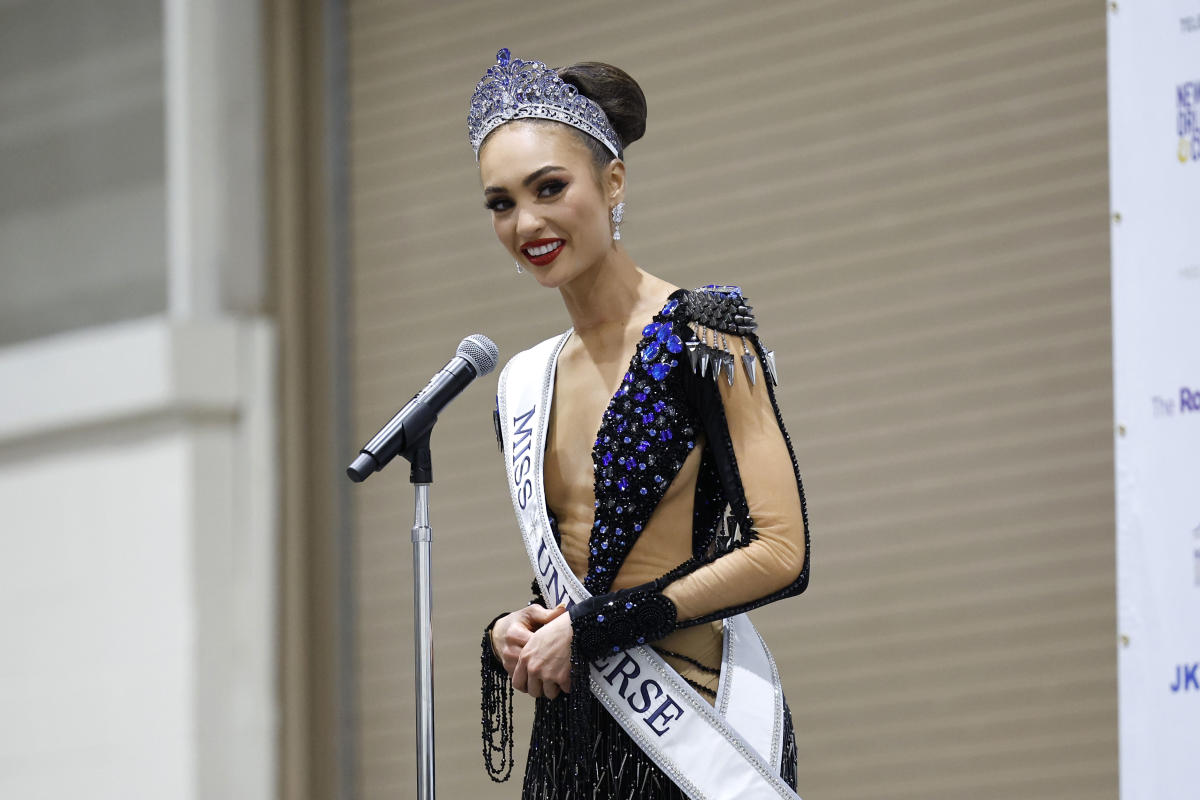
[{"left": 347, "top": 334, "right": 499, "bottom": 483}]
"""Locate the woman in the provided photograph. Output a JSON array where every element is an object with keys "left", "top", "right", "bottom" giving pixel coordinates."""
[{"left": 472, "top": 49, "right": 810, "bottom": 799}]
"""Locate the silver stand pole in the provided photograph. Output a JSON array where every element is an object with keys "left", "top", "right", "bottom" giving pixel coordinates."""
[{"left": 412, "top": 482, "right": 436, "bottom": 800}]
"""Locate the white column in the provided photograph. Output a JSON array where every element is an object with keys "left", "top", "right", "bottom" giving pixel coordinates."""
[
  {"left": 164, "top": 0, "right": 267, "bottom": 318},
  {"left": 0, "top": 318, "right": 278, "bottom": 800}
]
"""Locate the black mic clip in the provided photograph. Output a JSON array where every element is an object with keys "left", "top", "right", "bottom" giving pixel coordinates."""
[{"left": 346, "top": 405, "right": 436, "bottom": 485}]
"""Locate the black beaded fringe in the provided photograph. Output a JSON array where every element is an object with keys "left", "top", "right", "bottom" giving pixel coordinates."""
[
  {"left": 520, "top": 687, "right": 798, "bottom": 799},
  {"left": 481, "top": 619, "right": 515, "bottom": 782}
]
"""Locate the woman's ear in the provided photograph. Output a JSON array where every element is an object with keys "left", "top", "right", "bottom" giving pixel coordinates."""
[{"left": 605, "top": 158, "right": 627, "bottom": 207}]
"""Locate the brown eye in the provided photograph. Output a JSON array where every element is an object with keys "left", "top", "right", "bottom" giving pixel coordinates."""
[
  {"left": 485, "top": 196, "right": 513, "bottom": 212},
  {"left": 537, "top": 180, "right": 566, "bottom": 198}
]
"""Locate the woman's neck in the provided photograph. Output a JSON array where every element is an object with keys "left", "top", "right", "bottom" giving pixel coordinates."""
[{"left": 558, "top": 248, "right": 670, "bottom": 336}]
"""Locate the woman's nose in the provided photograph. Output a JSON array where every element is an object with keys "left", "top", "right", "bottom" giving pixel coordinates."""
[{"left": 515, "top": 204, "right": 542, "bottom": 238}]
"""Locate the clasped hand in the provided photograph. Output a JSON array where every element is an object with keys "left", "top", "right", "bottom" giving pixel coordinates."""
[{"left": 490, "top": 603, "right": 574, "bottom": 699}]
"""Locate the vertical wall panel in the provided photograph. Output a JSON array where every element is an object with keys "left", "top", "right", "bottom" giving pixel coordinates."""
[{"left": 343, "top": 2, "right": 1115, "bottom": 798}]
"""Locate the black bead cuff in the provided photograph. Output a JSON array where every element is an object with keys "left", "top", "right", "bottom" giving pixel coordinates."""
[{"left": 569, "top": 583, "right": 678, "bottom": 663}]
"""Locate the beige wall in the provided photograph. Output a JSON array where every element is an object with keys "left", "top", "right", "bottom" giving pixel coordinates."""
[
  {"left": 335, "top": 1, "right": 1115, "bottom": 798},
  {"left": 0, "top": 0, "right": 165, "bottom": 345}
]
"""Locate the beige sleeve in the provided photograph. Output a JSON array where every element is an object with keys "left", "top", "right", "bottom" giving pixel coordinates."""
[{"left": 660, "top": 336, "right": 808, "bottom": 623}]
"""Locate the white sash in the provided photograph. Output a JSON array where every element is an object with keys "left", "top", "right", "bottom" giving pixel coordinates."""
[{"left": 497, "top": 331, "right": 801, "bottom": 800}]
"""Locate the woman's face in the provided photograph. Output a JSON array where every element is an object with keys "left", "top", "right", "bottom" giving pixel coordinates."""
[{"left": 478, "top": 121, "right": 623, "bottom": 289}]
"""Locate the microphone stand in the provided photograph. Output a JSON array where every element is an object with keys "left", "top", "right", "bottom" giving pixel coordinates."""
[
  {"left": 346, "top": 336, "right": 499, "bottom": 799},
  {"left": 402, "top": 431, "right": 436, "bottom": 800}
]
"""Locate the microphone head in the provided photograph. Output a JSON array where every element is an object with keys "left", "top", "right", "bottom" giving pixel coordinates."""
[{"left": 457, "top": 333, "right": 499, "bottom": 376}]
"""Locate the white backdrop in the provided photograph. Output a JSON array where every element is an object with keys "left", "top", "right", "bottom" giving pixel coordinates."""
[{"left": 1109, "top": 4, "right": 1200, "bottom": 799}]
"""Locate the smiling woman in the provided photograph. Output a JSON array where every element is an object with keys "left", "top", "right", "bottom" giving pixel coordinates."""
[
  {"left": 470, "top": 49, "right": 810, "bottom": 800},
  {"left": 480, "top": 125, "right": 620, "bottom": 289}
]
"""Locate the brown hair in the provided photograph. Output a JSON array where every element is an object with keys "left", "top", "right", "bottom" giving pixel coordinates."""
[{"left": 556, "top": 61, "right": 647, "bottom": 166}]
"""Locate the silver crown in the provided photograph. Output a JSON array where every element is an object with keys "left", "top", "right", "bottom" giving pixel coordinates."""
[{"left": 467, "top": 48, "right": 622, "bottom": 160}]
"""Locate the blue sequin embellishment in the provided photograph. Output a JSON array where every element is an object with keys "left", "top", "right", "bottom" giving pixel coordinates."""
[{"left": 584, "top": 300, "right": 707, "bottom": 595}]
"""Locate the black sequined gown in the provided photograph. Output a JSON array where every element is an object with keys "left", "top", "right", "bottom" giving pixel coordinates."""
[{"left": 486, "top": 287, "right": 810, "bottom": 799}]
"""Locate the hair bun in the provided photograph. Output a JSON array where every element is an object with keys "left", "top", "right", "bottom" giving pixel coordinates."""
[{"left": 557, "top": 62, "right": 647, "bottom": 152}]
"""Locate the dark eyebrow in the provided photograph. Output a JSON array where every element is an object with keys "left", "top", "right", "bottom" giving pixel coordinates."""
[{"left": 483, "top": 165, "right": 566, "bottom": 195}]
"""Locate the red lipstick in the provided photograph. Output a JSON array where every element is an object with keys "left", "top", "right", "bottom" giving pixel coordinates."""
[{"left": 521, "top": 238, "right": 564, "bottom": 267}]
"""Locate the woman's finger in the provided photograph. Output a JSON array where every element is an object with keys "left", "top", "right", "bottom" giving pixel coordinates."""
[
  {"left": 512, "top": 656, "right": 528, "bottom": 694},
  {"left": 527, "top": 674, "right": 542, "bottom": 699},
  {"left": 507, "top": 625, "right": 532, "bottom": 648},
  {"left": 526, "top": 603, "right": 563, "bottom": 627},
  {"left": 544, "top": 681, "right": 561, "bottom": 700}
]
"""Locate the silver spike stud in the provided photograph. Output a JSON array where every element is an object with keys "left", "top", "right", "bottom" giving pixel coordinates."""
[
  {"left": 698, "top": 327, "right": 711, "bottom": 377},
  {"left": 685, "top": 336, "right": 702, "bottom": 373},
  {"left": 741, "top": 340, "right": 757, "bottom": 386},
  {"left": 720, "top": 333, "right": 735, "bottom": 386},
  {"left": 763, "top": 349, "right": 779, "bottom": 386}
]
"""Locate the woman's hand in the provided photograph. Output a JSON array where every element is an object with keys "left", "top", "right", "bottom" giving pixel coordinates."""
[
  {"left": 490, "top": 603, "right": 567, "bottom": 675},
  {"left": 513, "top": 606, "right": 574, "bottom": 700}
]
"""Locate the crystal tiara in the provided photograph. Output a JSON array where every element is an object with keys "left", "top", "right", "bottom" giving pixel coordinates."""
[{"left": 467, "top": 48, "right": 623, "bottom": 161}]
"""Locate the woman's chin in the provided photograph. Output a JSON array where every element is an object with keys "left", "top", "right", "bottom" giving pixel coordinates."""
[
  {"left": 528, "top": 262, "right": 573, "bottom": 289},
  {"left": 532, "top": 273, "right": 565, "bottom": 290}
]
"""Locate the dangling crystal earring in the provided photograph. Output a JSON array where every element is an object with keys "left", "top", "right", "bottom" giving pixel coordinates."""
[
  {"left": 611, "top": 202, "right": 625, "bottom": 241},
  {"left": 515, "top": 261, "right": 523, "bottom": 274}
]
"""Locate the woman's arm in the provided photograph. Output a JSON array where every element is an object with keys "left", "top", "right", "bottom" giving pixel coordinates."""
[{"left": 661, "top": 332, "right": 808, "bottom": 621}]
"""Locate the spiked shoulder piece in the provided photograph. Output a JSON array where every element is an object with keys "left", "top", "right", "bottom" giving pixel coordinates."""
[{"left": 669, "top": 285, "right": 779, "bottom": 388}]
